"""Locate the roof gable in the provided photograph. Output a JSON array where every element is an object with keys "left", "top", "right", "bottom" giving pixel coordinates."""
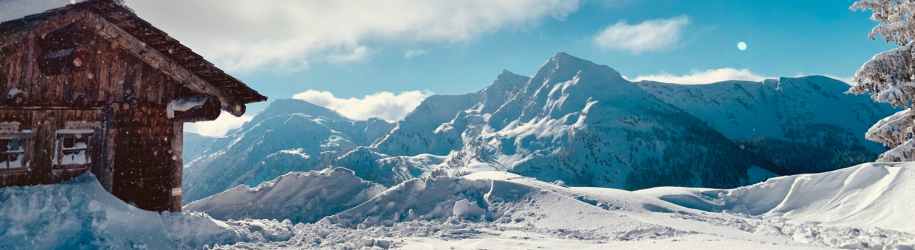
[{"left": 0, "top": 0, "right": 266, "bottom": 108}]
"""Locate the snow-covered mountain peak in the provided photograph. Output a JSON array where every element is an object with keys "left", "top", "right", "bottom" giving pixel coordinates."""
[
  {"left": 184, "top": 53, "right": 895, "bottom": 204},
  {"left": 773, "top": 75, "right": 853, "bottom": 94},
  {"left": 496, "top": 69, "right": 525, "bottom": 80},
  {"left": 637, "top": 75, "right": 896, "bottom": 162},
  {"left": 489, "top": 70, "right": 528, "bottom": 94},
  {"left": 493, "top": 52, "right": 659, "bottom": 127},
  {"left": 533, "top": 52, "right": 626, "bottom": 86},
  {"left": 255, "top": 98, "right": 349, "bottom": 122},
  {"left": 182, "top": 98, "right": 396, "bottom": 202}
]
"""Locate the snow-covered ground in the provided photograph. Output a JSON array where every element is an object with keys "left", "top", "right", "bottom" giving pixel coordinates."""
[
  {"left": 3, "top": 162, "right": 915, "bottom": 249},
  {"left": 185, "top": 168, "right": 385, "bottom": 224},
  {"left": 0, "top": 174, "right": 294, "bottom": 250}
]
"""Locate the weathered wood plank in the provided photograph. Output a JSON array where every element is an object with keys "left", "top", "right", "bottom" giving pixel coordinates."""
[
  {"left": 0, "top": 10, "right": 88, "bottom": 48},
  {"left": 110, "top": 105, "right": 176, "bottom": 211},
  {"left": 169, "top": 120, "right": 182, "bottom": 211},
  {"left": 8, "top": 42, "right": 22, "bottom": 95},
  {"left": 0, "top": 45, "right": 11, "bottom": 92},
  {"left": 87, "top": 12, "right": 240, "bottom": 112}
]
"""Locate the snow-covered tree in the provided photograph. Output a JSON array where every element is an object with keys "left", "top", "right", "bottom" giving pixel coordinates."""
[{"left": 848, "top": 0, "right": 915, "bottom": 162}]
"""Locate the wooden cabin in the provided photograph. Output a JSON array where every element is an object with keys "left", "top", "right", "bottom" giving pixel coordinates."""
[{"left": 0, "top": 0, "right": 267, "bottom": 212}]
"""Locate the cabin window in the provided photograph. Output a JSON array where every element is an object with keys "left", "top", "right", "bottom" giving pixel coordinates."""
[
  {"left": 54, "top": 130, "right": 93, "bottom": 167},
  {"left": 0, "top": 139, "right": 25, "bottom": 170},
  {"left": 0, "top": 130, "right": 31, "bottom": 171}
]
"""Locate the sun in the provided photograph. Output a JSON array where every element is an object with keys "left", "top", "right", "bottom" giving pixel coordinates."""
[{"left": 738, "top": 42, "right": 747, "bottom": 51}]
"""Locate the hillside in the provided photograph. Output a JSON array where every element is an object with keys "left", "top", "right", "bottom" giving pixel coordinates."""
[
  {"left": 354, "top": 52, "right": 778, "bottom": 190},
  {"left": 637, "top": 77, "right": 895, "bottom": 174},
  {"left": 182, "top": 99, "right": 394, "bottom": 202}
]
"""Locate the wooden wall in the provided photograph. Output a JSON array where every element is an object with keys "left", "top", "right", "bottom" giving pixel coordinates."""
[
  {"left": 0, "top": 20, "right": 184, "bottom": 108},
  {"left": 111, "top": 106, "right": 179, "bottom": 212},
  {"left": 0, "top": 17, "right": 187, "bottom": 211},
  {"left": 0, "top": 109, "right": 104, "bottom": 186}
]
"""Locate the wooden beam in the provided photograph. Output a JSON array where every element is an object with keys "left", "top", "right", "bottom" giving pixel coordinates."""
[
  {"left": 84, "top": 11, "right": 241, "bottom": 112},
  {"left": 0, "top": 10, "right": 89, "bottom": 48},
  {"left": 168, "top": 120, "right": 183, "bottom": 212}
]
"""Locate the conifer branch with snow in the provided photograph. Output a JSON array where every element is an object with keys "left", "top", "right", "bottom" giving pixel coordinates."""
[{"left": 849, "top": 0, "right": 915, "bottom": 162}]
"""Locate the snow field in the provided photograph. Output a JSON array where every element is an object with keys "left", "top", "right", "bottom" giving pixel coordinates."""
[
  {"left": 4, "top": 163, "right": 915, "bottom": 249},
  {"left": 185, "top": 168, "right": 385, "bottom": 224},
  {"left": 0, "top": 173, "right": 294, "bottom": 250},
  {"left": 215, "top": 166, "right": 915, "bottom": 249},
  {"left": 638, "top": 162, "right": 915, "bottom": 232}
]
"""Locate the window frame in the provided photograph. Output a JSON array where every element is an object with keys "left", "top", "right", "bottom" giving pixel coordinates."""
[
  {"left": 53, "top": 129, "right": 94, "bottom": 169},
  {"left": 0, "top": 130, "right": 32, "bottom": 172}
]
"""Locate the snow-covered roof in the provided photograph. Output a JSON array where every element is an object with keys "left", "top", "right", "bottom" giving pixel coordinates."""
[{"left": 0, "top": 0, "right": 267, "bottom": 105}]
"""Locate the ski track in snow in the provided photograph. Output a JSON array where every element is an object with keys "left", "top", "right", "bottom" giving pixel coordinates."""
[{"left": 4, "top": 163, "right": 915, "bottom": 249}]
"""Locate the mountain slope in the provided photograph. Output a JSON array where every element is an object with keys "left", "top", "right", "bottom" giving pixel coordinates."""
[
  {"left": 183, "top": 132, "right": 217, "bottom": 162},
  {"left": 636, "top": 77, "right": 895, "bottom": 174},
  {"left": 182, "top": 52, "right": 895, "bottom": 203},
  {"left": 182, "top": 99, "right": 394, "bottom": 202},
  {"left": 334, "top": 52, "right": 780, "bottom": 190},
  {"left": 185, "top": 168, "right": 384, "bottom": 224}
]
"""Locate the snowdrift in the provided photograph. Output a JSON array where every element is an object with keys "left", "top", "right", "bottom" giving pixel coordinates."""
[
  {"left": 638, "top": 162, "right": 915, "bottom": 232},
  {"left": 323, "top": 171, "right": 690, "bottom": 235},
  {"left": 0, "top": 173, "right": 293, "bottom": 250},
  {"left": 4, "top": 164, "right": 915, "bottom": 249},
  {"left": 185, "top": 168, "right": 385, "bottom": 224}
]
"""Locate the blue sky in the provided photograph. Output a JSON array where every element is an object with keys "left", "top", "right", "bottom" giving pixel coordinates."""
[
  {"left": 237, "top": 0, "right": 888, "bottom": 93},
  {"left": 0, "top": 0, "right": 895, "bottom": 136},
  {"left": 225, "top": 0, "right": 893, "bottom": 115}
]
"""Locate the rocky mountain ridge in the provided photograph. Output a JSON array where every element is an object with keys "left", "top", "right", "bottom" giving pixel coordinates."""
[{"left": 182, "top": 52, "right": 896, "bottom": 203}]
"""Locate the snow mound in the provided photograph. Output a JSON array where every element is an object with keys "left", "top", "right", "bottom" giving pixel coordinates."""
[
  {"left": 324, "top": 171, "right": 704, "bottom": 241},
  {"left": 0, "top": 173, "right": 293, "bottom": 250},
  {"left": 4, "top": 167, "right": 915, "bottom": 249},
  {"left": 185, "top": 168, "right": 385, "bottom": 224},
  {"left": 638, "top": 162, "right": 915, "bottom": 233},
  {"left": 229, "top": 169, "right": 914, "bottom": 249}
]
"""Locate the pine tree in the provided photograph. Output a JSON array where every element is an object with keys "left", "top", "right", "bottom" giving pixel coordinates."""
[{"left": 848, "top": 0, "right": 915, "bottom": 162}]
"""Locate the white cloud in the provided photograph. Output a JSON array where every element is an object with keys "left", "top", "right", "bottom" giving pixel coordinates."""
[
  {"left": 112, "top": 0, "right": 580, "bottom": 71},
  {"left": 594, "top": 16, "right": 689, "bottom": 54},
  {"left": 405, "top": 49, "right": 430, "bottom": 58},
  {"left": 292, "top": 90, "right": 433, "bottom": 121},
  {"left": 634, "top": 68, "right": 770, "bottom": 84},
  {"left": 324, "top": 46, "right": 369, "bottom": 64},
  {"left": 3, "top": 0, "right": 580, "bottom": 70},
  {"left": 185, "top": 113, "right": 254, "bottom": 137}
]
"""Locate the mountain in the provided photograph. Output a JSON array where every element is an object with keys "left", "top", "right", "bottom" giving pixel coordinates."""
[
  {"left": 354, "top": 52, "right": 779, "bottom": 190},
  {"left": 185, "top": 168, "right": 384, "bottom": 224},
  {"left": 636, "top": 77, "right": 895, "bottom": 174},
  {"left": 182, "top": 132, "right": 217, "bottom": 163},
  {"left": 181, "top": 52, "right": 895, "bottom": 203},
  {"left": 182, "top": 99, "right": 394, "bottom": 202}
]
